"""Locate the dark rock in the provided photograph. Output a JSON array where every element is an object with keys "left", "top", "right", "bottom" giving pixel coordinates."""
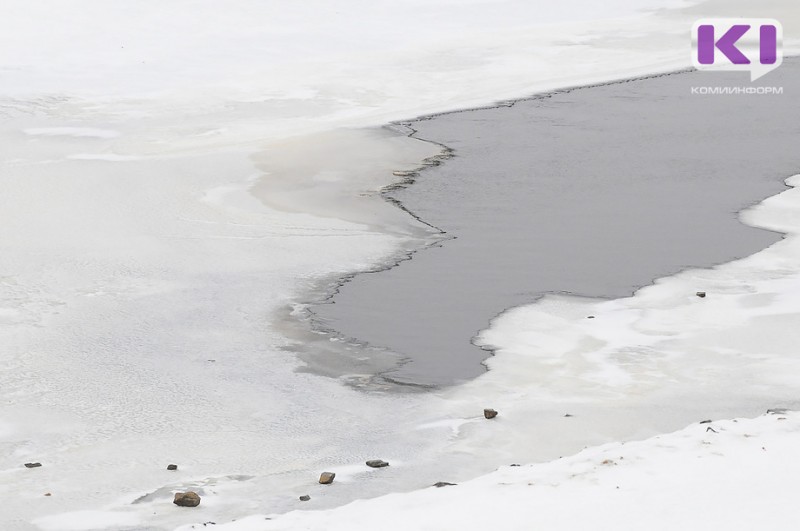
[
  {"left": 510, "top": 464, "right": 521, "bottom": 467},
  {"left": 564, "top": 413, "right": 573, "bottom": 417},
  {"left": 44, "top": 493, "right": 51, "bottom": 497},
  {"left": 706, "top": 426, "right": 718, "bottom": 433},
  {"left": 699, "top": 420, "right": 712, "bottom": 424},
  {"left": 173, "top": 491, "right": 201, "bottom": 507},
  {"left": 696, "top": 291, "right": 706, "bottom": 298},
  {"left": 366, "top": 459, "right": 389, "bottom": 468},
  {"left": 24, "top": 462, "right": 42, "bottom": 468},
  {"left": 299, "top": 495, "right": 311, "bottom": 501},
  {"left": 483, "top": 408, "right": 498, "bottom": 419},
  {"left": 433, "top": 482, "right": 456, "bottom": 488},
  {"left": 319, "top": 472, "right": 335, "bottom": 484},
  {"left": 167, "top": 464, "right": 178, "bottom": 471},
  {"left": 587, "top": 316, "right": 595, "bottom": 319}
]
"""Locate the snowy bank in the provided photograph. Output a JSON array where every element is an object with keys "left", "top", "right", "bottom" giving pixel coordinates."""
[{"left": 181, "top": 410, "right": 800, "bottom": 531}]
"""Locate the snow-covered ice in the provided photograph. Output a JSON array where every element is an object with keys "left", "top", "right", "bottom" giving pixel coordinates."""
[
  {"left": 202, "top": 411, "right": 800, "bottom": 531},
  {"left": 2, "top": 0, "right": 800, "bottom": 530},
  {"left": 23, "top": 128, "right": 122, "bottom": 139}
]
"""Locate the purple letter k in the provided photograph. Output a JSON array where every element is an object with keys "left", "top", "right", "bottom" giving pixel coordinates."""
[{"left": 697, "top": 24, "right": 751, "bottom": 65}]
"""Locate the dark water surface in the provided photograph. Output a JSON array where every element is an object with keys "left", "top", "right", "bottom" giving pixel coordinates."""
[{"left": 313, "top": 60, "right": 800, "bottom": 387}]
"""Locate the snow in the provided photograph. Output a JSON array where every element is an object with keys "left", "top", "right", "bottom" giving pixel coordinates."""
[
  {"left": 23, "top": 128, "right": 122, "bottom": 139},
  {"left": 197, "top": 411, "right": 800, "bottom": 531},
  {"left": 2, "top": 0, "right": 800, "bottom": 530},
  {"left": 2, "top": 0, "right": 754, "bottom": 148},
  {"left": 65, "top": 154, "right": 143, "bottom": 161},
  {"left": 34, "top": 511, "right": 141, "bottom": 531}
]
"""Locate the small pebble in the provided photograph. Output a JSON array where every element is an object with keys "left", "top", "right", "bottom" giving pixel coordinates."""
[
  {"left": 366, "top": 459, "right": 389, "bottom": 468},
  {"left": 484, "top": 408, "right": 498, "bottom": 419},
  {"left": 299, "top": 495, "right": 311, "bottom": 502},
  {"left": 167, "top": 464, "right": 178, "bottom": 471},
  {"left": 24, "top": 462, "right": 42, "bottom": 468},
  {"left": 433, "top": 482, "right": 456, "bottom": 488},
  {"left": 696, "top": 291, "right": 706, "bottom": 298},
  {"left": 319, "top": 472, "right": 335, "bottom": 485}
]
